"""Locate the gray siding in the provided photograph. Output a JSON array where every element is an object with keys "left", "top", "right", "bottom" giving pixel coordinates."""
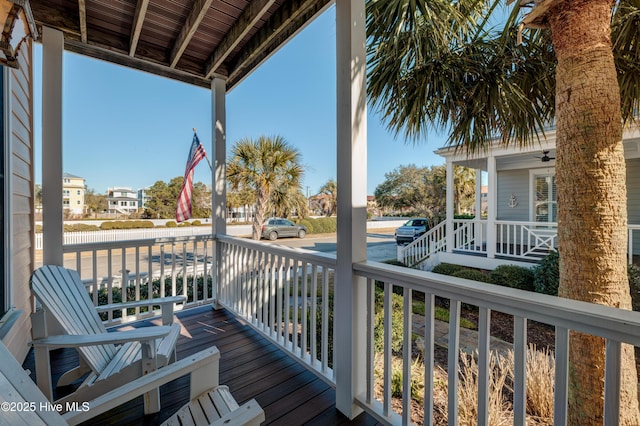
[
  {"left": 628, "top": 158, "right": 640, "bottom": 257},
  {"left": 3, "top": 41, "right": 35, "bottom": 361},
  {"left": 497, "top": 169, "right": 529, "bottom": 221}
]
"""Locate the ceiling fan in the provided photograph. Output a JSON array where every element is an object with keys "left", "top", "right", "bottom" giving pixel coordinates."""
[{"left": 535, "top": 150, "right": 555, "bottom": 162}]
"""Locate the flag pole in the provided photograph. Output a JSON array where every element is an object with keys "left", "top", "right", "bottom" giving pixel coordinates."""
[{"left": 193, "top": 128, "right": 213, "bottom": 172}]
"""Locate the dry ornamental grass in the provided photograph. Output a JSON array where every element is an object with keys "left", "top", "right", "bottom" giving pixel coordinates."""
[{"left": 373, "top": 344, "right": 555, "bottom": 425}]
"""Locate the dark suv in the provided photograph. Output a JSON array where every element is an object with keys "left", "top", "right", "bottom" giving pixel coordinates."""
[
  {"left": 261, "top": 218, "right": 307, "bottom": 240},
  {"left": 395, "top": 218, "right": 429, "bottom": 245}
]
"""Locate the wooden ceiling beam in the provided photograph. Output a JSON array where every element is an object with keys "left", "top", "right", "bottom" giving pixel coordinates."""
[
  {"left": 169, "top": 0, "right": 214, "bottom": 68},
  {"left": 32, "top": 1, "right": 81, "bottom": 38},
  {"left": 227, "top": 0, "right": 330, "bottom": 89},
  {"left": 78, "top": 0, "right": 87, "bottom": 43},
  {"left": 129, "top": 0, "right": 150, "bottom": 57},
  {"left": 204, "top": 0, "right": 276, "bottom": 79},
  {"left": 65, "top": 38, "right": 220, "bottom": 89}
]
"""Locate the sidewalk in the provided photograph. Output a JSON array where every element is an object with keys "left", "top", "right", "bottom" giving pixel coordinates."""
[{"left": 412, "top": 313, "right": 513, "bottom": 356}]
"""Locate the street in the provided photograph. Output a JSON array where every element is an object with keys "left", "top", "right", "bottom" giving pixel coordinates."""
[
  {"left": 52, "top": 229, "right": 399, "bottom": 282},
  {"left": 260, "top": 230, "right": 398, "bottom": 262}
]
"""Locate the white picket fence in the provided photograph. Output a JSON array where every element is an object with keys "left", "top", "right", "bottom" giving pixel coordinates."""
[
  {"left": 35, "top": 226, "right": 215, "bottom": 249},
  {"left": 35, "top": 219, "right": 406, "bottom": 250}
]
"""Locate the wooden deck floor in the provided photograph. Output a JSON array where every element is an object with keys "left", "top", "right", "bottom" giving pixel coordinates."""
[{"left": 23, "top": 305, "right": 381, "bottom": 426}]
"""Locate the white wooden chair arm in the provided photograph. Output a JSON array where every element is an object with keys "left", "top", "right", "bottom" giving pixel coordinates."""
[
  {"left": 30, "top": 326, "right": 172, "bottom": 349},
  {"left": 95, "top": 296, "right": 186, "bottom": 313},
  {"left": 63, "top": 347, "right": 221, "bottom": 425}
]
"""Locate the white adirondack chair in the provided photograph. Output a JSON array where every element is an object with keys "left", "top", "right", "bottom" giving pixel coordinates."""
[
  {"left": 29, "top": 265, "right": 185, "bottom": 414},
  {"left": 0, "top": 337, "right": 264, "bottom": 425}
]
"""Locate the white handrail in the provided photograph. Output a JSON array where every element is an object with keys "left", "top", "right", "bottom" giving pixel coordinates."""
[
  {"left": 398, "top": 221, "right": 447, "bottom": 267},
  {"left": 216, "top": 235, "right": 337, "bottom": 385},
  {"left": 353, "top": 260, "right": 640, "bottom": 424}
]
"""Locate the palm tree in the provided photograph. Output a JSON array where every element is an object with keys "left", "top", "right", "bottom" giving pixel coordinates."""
[
  {"left": 227, "top": 135, "right": 304, "bottom": 240},
  {"left": 454, "top": 166, "right": 476, "bottom": 215},
  {"left": 319, "top": 179, "right": 338, "bottom": 216},
  {"left": 367, "top": 0, "right": 640, "bottom": 422},
  {"left": 271, "top": 185, "right": 309, "bottom": 219}
]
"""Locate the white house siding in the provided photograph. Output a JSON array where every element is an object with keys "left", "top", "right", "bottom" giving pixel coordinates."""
[
  {"left": 497, "top": 169, "right": 529, "bottom": 221},
  {"left": 3, "top": 41, "right": 35, "bottom": 361},
  {"left": 627, "top": 158, "right": 640, "bottom": 257}
]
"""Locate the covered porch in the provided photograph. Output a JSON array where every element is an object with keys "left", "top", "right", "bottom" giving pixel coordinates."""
[
  {"left": 398, "top": 126, "right": 640, "bottom": 270},
  {"left": 0, "top": 0, "right": 639, "bottom": 425}
]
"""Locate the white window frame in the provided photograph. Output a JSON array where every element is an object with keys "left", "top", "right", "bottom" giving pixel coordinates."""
[{"left": 529, "top": 167, "right": 556, "bottom": 223}]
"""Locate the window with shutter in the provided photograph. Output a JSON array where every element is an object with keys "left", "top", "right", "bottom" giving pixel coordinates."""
[{"left": 534, "top": 174, "right": 557, "bottom": 223}]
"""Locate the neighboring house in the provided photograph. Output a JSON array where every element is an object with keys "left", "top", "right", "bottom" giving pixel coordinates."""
[
  {"left": 308, "top": 193, "right": 334, "bottom": 216},
  {"left": 107, "top": 187, "right": 139, "bottom": 215},
  {"left": 398, "top": 124, "right": 640, "bottom": 270},
  {"left": 62, "top": 173, "right": 85, "bottom": 215},
  {"left": 137, "top": 187, "right": 151, "bottom": 210}
]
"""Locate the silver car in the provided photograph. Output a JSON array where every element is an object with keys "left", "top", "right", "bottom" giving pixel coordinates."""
[
  {"left": 395, "top": 218, "right": 428, "bottom": 245},
  {"left": 261, "top": 217, "right": 307, "bottom": 240}
]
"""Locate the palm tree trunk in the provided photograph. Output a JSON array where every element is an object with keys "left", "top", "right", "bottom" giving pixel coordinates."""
[
  {"left": 550, "top": 1, "right": 639, "bottom": 423},
  {"left": 252, "top": 187, "right": 269, "bottom": 240}
]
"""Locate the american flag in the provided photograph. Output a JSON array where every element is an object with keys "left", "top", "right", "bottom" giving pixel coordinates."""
[{"left": 176, "top": 133, "right": 207, "bottom": 223}]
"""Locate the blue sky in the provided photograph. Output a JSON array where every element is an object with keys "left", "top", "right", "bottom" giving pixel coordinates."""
[{"left": 34, "top": 5, "right": 446, "bottom": 196}]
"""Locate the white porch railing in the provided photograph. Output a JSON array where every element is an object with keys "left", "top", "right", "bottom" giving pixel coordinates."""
[
  {"left": 60, "top": 235, "right": 640, "bottom": 424},
  {"left": 352, "top": 261, "right": 640, "bottom": 425},
  {"left": 495, "top": 221, "right": 558, "bottom": 260},
  {"left": 216, "top": 235, "right": 337, "bottom": 384},
  {"left": 401, "top": 220, "right": 640, "bottom": 267},
  {"left": 62, "top": 235, "right": 216, "bottom": 325},
  {"left": 453, "top": 219, "right": 486, "bottom": 255},
  {"left": 399, "top": 221, "right": 447, "bottom": 266}
]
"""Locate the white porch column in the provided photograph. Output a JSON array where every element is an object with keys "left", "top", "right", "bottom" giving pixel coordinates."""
[
  {"left": 445, "top": 160, "right": 454, "bottom": 252},
  {"left": 486, "top": 155, "right": 497, "bottom": 258},
  {"left": 474, "top": 168, "right": 482, "bottom": 250},
  {"left": 335, "top": 0, "right": 367, "bottom": 418},
  {"left": 211, "top": 77, "right": 226, "bottom": 235},
  {"left": 42, "top": 27, "right": 64, "bottom": 266},
  {"left": 211, "top": 77, "right": 226, "bottom": 307}
]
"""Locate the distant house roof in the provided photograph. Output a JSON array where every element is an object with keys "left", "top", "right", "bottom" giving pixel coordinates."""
[{"left": 63, "top": 173, "right": 83, "bottom": 179}]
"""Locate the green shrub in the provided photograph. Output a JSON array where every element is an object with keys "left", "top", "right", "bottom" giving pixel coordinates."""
[
  {"left": 628, "top": 264, "right": 640, "bottom": 311},
  {"left": 100, "top": 221, "right": 117, "bottom": 230},
  {"left": 132, "top": 220, "right": 154, "bottom": 228},
  {"left": 99, "top": 220, "right": 154, "bottom": 230},
  {"left": 191, "top": 220, "right": 202, "bottom": 226},
  {"left": 64, "top": 223, "right": 101, "bottom": 232},
  {"left": 533, "top": 251, "right": 560, "bottom": 296},
  {"left": 166, "top": 221, "right": 177, "bottom": 228},
  {"left": 431, "top": 263, "right": 466, "bottom": 276},
  {"left": 95, "top": 274, "right": 212, "bottom": 321},
  {"left": 453, "top": 214, "right": 475, "bottom": 220},
  {"left": 373, "top": 285, "right": 404, "bottom": 353},
  {"left": 451, "top": 268, "right": 493, "bottom": 284},
  {"left": 297, "top": 219, "right": 314, "bottom": 234},
  {"left": 313, "top": 217, "right": 337, "bottom": 234},
  {"left": 490, "top": 265, "right": 535, "bottom": 291}
]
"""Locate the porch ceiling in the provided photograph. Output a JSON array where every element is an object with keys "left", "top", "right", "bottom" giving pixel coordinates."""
[{"left": 29, "top": 0, "right": 331, "bottom": 90}]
